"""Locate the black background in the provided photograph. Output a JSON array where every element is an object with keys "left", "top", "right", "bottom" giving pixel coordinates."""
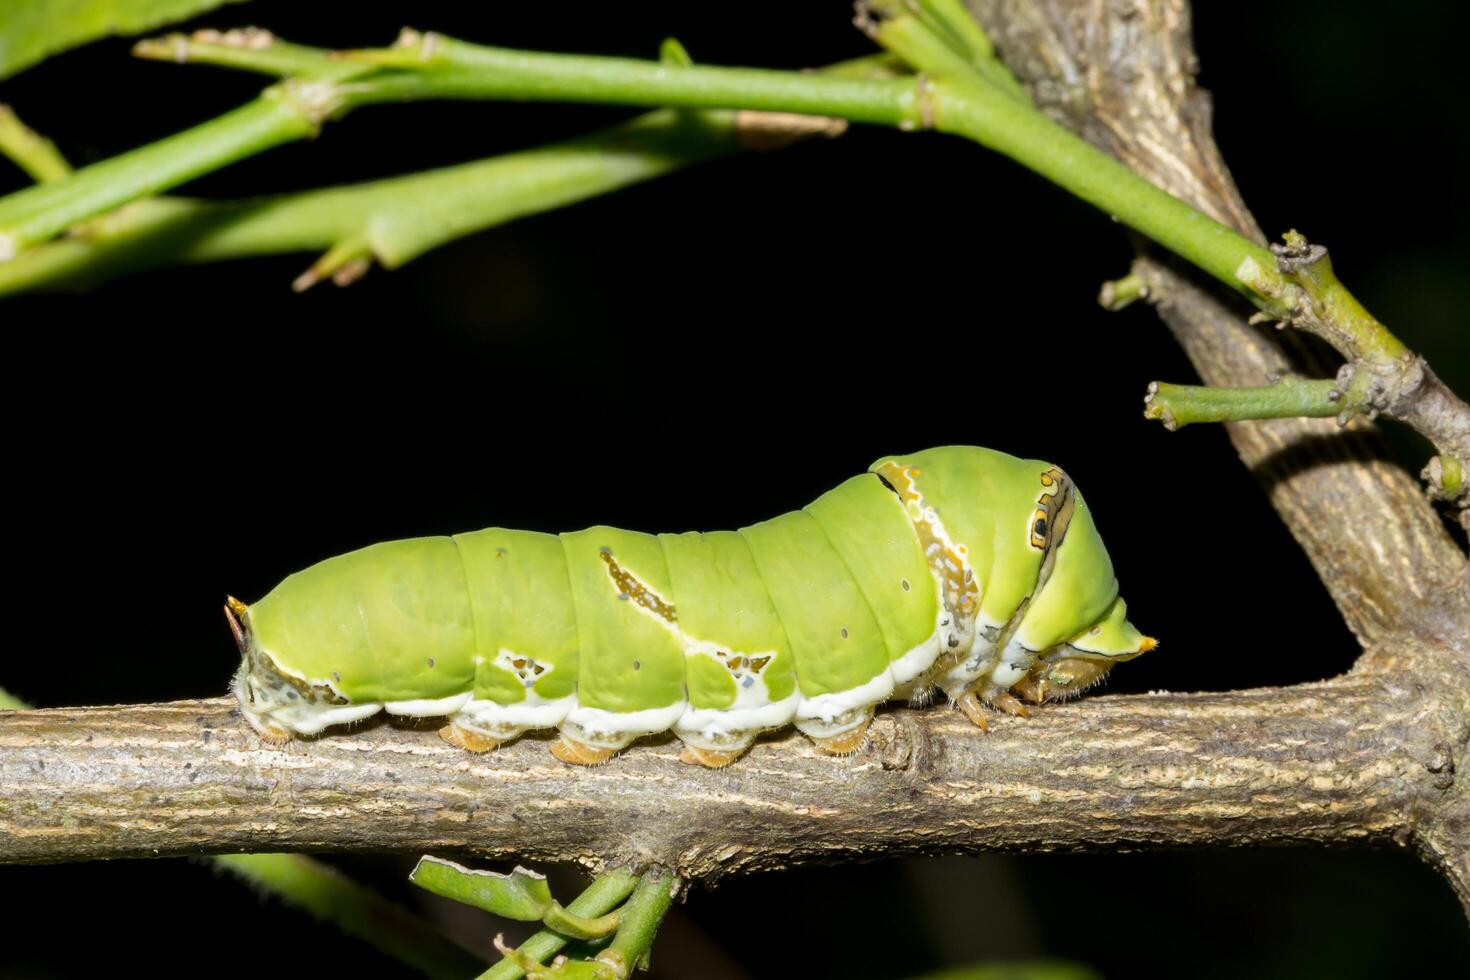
[{"left": 2, "top": 2, "right": 1468, "bottom": 977}]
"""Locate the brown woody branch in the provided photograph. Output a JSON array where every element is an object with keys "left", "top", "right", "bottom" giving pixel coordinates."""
[
  {"left": 0, "top": 0, "right": 1466, "bottom": 925},
  {"left": 0, "top": 656, "right": 1463, "bottom": 906}
]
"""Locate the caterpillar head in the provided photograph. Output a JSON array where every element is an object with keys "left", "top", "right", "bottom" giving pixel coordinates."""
[{"left": 1015, "top": 597, "right": 1156, "bottom": 702}]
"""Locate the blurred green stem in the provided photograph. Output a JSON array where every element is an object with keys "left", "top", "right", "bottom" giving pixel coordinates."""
[
  {"left": 0, "top": 105, "right": 70, "bottom": 183},
  {"left": 212, "top": 853, "right": 486, "bottom": 980}
]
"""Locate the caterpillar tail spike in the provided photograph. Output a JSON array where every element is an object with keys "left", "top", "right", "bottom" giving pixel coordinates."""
[{"left": 225, "top": 446, "right": 1159, "bottom": 766}]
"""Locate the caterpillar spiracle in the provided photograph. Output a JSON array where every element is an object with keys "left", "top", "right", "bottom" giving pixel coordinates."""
[{"left": 226, "top": 446, "right": 1156, "bottom": 767}]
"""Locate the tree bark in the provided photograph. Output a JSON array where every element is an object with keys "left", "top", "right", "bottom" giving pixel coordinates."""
[
  {"left": 0, "top": 657, "right": 1459, "bottom": 890},
  {"left": 1, "top": 0, "right": 1467, "bottom": 920}
]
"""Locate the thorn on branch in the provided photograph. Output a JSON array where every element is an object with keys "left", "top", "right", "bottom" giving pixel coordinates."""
[{"left": 659, "top": 37, "right": 694, "bottom": 67}]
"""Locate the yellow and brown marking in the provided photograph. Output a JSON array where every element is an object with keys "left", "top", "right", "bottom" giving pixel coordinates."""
[
  {"left": 1030, "top": 467, "right": 1063, "bottom": 549},
  {"left": 599, "top": 550, "right": 678, "bottom": 624},
  {"left": 714, "top": 649, "right": 772, "bottom": 679},
  {"left": 502, "top": 654, "right": 548, "bottom": 684},
  {"left": 1029, "top": 466, "right": 1077, "bottom": 594},
  {"left": 873, "top": 462, "right": 980, "bottom": 625}
]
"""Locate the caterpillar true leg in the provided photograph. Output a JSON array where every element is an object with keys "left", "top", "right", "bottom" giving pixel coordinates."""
[
  {"left": 954, "top": 690, "right": 991, "bottom": 731},
  {"left": 990, "top": 690, "right": 1032, "bottom": 718}
]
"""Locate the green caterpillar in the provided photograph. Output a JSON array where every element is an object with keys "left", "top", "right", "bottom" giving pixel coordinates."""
[{"left": 227, "top": 445, "right": 1155, "bottom": 767}]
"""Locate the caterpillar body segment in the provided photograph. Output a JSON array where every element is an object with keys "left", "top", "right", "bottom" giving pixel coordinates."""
[{"left": 231, "top": 446, "right": 1157, "bottom": 767}]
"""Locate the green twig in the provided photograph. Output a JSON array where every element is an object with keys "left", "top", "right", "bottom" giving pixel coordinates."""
[
  {"left": 132, "top": 28, "right": 365, "bottom": 80},
  {"left": 1098, "top": 272, "right": 1148, "bottom": 311},
  {"left": 410, "top": 856, "right": 621, "bottom": 939},
  {"left": 1143, "top": 377, "right": 1343, "bottom": 430},
  {"left": 0, "top": 105, "right": 71, "bottom": 183},
  {"left": 592, "top": 873, "right": 678, "bottom": 979},
  {"left": 478, "top": 871, "right": 640, "bottom": 980},
  {"left": 0, "top": 94, "right": 324, "bottom": 258},
  {"left": 859, "top": 0, "right": 1028, "bottom": 102},
  {"left": 0, "top": 105, "right": 827, "bottom": 296},
  {"left": 0, "top": 685, "right": 25, "bottom": 710},
  {"left": 335, "top": 30, "right": 1292, "bottom": 307},
  {"left": 1, "top": 38, "right": 871, "bottom": 296},
  {"left": 0, "top": 24, "right": 1275, "bottom": 309},
  {"left": 2, "top": 14, "right": 1463, "bottom": 504}
]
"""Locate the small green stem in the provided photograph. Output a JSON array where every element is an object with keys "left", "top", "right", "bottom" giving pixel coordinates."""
[
  {"left": 1098, "top": 273, "right": 1148, "bottom": 311},
  {"left": 343, "top": 32, "right": 1282, "bottom": 304},
  {"left": 0, "top": 26, "right": 1277, "bottom": 311},
  {"left": 593, "top": 873, "right": 679, "bottom": 979},
  {"left": 132, "top": 29, "right": 363, "bottom": 80},
  {"left": 915, "top": 0, "right": 999, "bottom": 59},
  {"left": 479, "top": 871, "right": 640, "bottom": 980},
  {"left": 936, "top": 82, "right": 1276, "bottom": 297},
  {"left": 0, "top": 684, "right": 25, "bottom": 709},
  {"left": 0, "top": 107, "right": 778, "bottom": 296},
  {"left": 1143, "top": 377, "right": 1344, "bottom": 430},
  {"left": 542, "top": 902, "right": 622, "bottom": 942},
  {"left": 0, "top": 105, "right": 71, "bottom": 183},
  {"left": 345, "top": 33, "right": 922, "bottom": 126},
  {"left": 1263, "top": 230, "right": 1413, "bottom": 366},
  {"left": 861, "top": 0, "right": 1028, "bottom": 102}
]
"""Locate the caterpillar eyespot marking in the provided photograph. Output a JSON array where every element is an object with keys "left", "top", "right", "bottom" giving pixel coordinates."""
[{"left": 228, "top": 446, "right": 1156, "bottom": 767}]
